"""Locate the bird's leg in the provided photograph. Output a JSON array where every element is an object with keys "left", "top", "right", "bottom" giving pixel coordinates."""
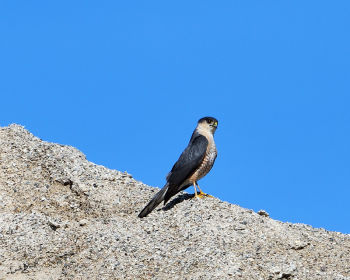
[
  {"left": 195, "top": 182, "right": 213, "bottom": 198},
  {"left": 193, "top": 182, "right": 199, "bottom": 199}
]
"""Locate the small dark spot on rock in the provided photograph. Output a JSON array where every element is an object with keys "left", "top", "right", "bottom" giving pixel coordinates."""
[
  {"left": 48, "top": 220, "right": 60, "bottom": 231},
  {"left": 64, "top": 179, "right": 73, "bottom": 186},
  {"left": 257, "top": 210, "right": 269, "bottom": 217}
]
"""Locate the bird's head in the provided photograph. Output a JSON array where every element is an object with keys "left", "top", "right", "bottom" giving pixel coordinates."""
[{"left": 197, "top": 116, "right": 218, "bottom": 134}]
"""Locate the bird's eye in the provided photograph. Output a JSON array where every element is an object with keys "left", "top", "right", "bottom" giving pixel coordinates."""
[{"left": 207, "top": 120, "right": 212, "bottom": 124}]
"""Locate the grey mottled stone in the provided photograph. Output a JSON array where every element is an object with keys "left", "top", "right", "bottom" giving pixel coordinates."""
[{"left": 0, "top": 124, "right": 349, "bottom": 280}]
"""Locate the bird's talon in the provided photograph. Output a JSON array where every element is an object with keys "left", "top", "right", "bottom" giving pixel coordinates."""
[{"left": 195, "top": 192, "right": 213, "bottom": 199}]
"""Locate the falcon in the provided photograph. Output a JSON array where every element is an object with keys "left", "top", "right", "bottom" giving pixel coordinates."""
[{"left": 138, "top": 117, "right": 218, "bottom": 218}]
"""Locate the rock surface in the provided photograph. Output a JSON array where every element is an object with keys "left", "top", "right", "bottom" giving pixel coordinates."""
[{"left": 0, "top": 124, "right": 349, "bottom": 280}]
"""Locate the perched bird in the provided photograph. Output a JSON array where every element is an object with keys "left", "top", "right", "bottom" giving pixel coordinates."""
[{"left": 138, "top": 117, "right": 218, "bottom": 218}]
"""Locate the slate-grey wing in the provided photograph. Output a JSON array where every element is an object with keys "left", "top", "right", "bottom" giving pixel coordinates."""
[{"left": 164, "top": 135, "right": 208, "bottom": 203}]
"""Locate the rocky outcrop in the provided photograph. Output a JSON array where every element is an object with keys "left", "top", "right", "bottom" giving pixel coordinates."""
[{"left": 0, "top": 125, "right": 349, "bottom": 279}]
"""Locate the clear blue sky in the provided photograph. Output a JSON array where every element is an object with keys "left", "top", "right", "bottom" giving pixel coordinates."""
[{"left": 1, "top": 1, "right": 349, "bottom": 233}]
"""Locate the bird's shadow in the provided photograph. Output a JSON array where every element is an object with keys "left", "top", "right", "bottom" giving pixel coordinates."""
[{"left": 160, "top": 192, "right": 194, "bottom": 212}]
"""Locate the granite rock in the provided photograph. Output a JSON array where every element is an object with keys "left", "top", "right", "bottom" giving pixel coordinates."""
[{"left": 0, "top": 124, "right": 349, "bottom": 280}]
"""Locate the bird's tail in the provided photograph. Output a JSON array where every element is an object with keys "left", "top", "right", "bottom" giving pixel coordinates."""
[{"left": 138, "top": 184, "right": 169, "bottom": 218}]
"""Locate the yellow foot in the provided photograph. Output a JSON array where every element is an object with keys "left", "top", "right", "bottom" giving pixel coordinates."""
[{"left": 195, "top": 192, "right": 213, "bottom": 199}]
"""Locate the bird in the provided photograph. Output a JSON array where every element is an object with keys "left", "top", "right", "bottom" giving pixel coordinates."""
[{"left": 138, "top": 116, "right": 218, "bottom": 218}]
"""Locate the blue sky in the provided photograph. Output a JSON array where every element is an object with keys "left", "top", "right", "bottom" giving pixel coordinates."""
[{"left": 1, "top": 1, "right": 349, "bottom": 233}]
